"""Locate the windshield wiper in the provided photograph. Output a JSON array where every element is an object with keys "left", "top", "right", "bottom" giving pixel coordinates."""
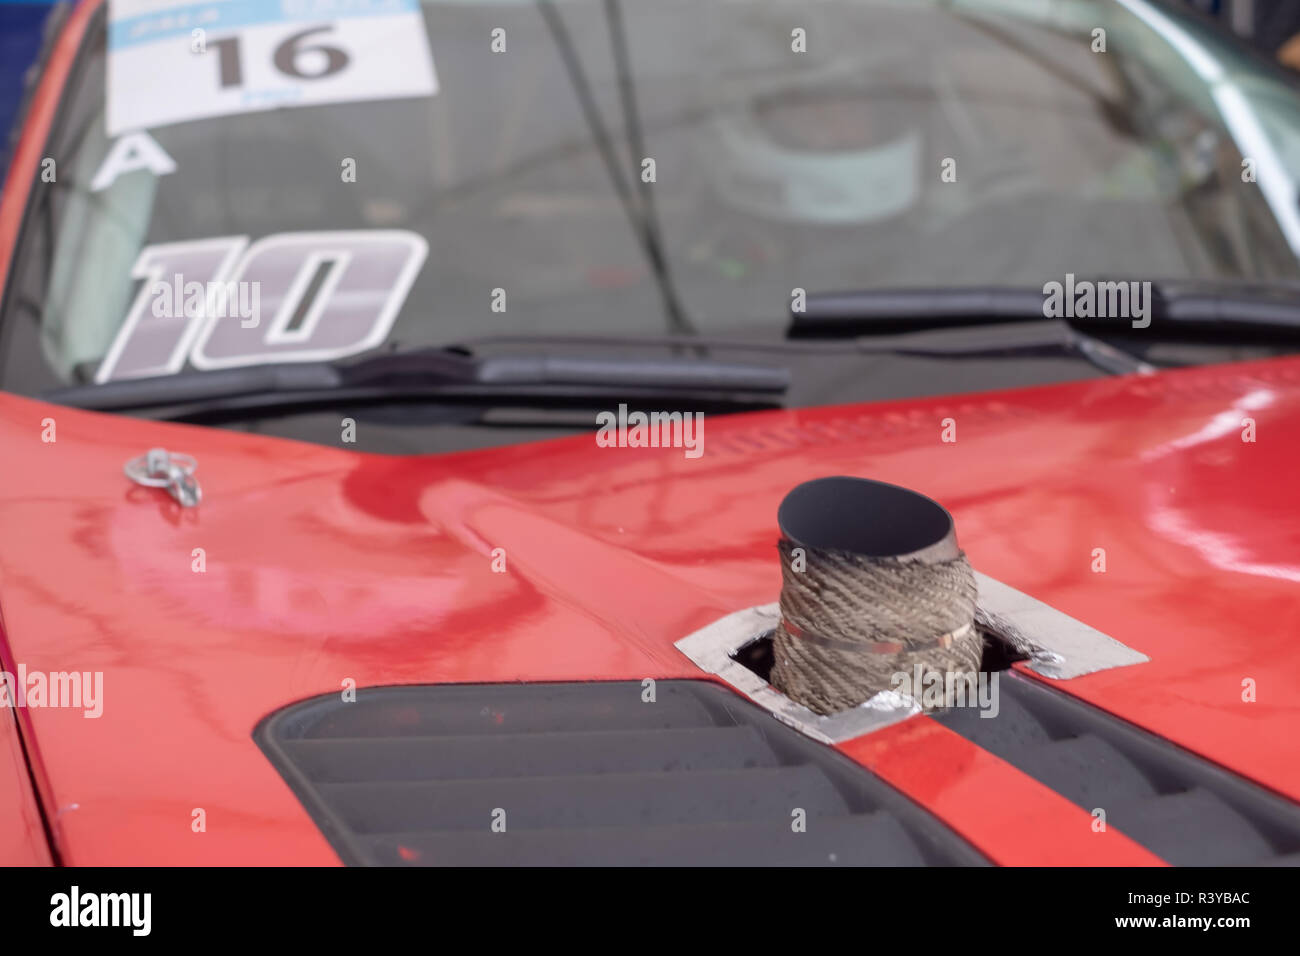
[
  {"left": 44, "top": 348, "right": 790, "bottom": 414},
  {"left": 790, "top": 283, "right": 1300, "bottom": 337}
]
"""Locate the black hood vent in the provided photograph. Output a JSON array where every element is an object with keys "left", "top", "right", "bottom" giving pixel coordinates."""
[
  {"left": 256, "top": 680, "right": 988, "bottom": 866},
  {"left": 938, "top": 672, "right": 1300, "bottom": 865}
]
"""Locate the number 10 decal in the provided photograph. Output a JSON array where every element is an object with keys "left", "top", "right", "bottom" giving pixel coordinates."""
[{"left": 96, "top": 229, "right": 428, "bottom": 383}]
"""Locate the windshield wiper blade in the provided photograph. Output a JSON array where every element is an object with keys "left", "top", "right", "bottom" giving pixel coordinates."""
[
  {"left": 791, "top": 283, "right": 1300, "bottom": 338},
  {"left": 452, "top": 325, "right": 1153, "bottom": 375},
  {"left": 44, "top": 349, "right": 790, "bottom": 412}
]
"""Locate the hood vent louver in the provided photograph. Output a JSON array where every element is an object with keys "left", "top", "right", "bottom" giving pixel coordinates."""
[
  {"left": 256, "top": 681, "right": 988, "bottom": 866},
  {"left": 938, "top": 673, "right": 1300, "bottom": 865}
]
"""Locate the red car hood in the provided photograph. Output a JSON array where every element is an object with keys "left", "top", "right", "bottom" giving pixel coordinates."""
[{"left": 1, "top": 355, "right": 1298, "bottom": 865}]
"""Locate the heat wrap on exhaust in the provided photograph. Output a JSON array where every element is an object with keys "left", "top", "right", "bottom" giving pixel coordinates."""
[{"left": 770, "top": 478, "right": 983, "bottom": 716}]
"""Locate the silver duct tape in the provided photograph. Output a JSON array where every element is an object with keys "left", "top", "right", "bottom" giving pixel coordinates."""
[
  {"left": 973, "top": 572, "right": 1149, "bottom": 679},
  {"left": 674, "top": 604, "right": 920, "bottom": 745},
  {"left": 674, "top": 576, "right": 1147, "bottom": 743}
]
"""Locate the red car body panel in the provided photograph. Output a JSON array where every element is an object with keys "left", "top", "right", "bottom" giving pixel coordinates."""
[
  {"left": 0, "top": 354, "right": 1298, "bottom": 864},
  {"left": 0, "top": 705, "right": 52, "bottom": 866},
  {"left": 1, "top": 0, "right": 1298, "bottom": 867}
]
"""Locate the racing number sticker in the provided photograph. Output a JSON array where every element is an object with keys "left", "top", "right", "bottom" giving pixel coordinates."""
[
  {"left": 96, "top": 230, "right": 428, "bottom": 382},
  {"left": 96, "top": 237, "right": 248, "bottom": 382},
  {"left": 106, "top": 0, "right": 438, "bottom": 136}
]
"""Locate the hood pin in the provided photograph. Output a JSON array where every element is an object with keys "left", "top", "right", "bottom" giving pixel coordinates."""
[{"left": 124, "top": 447, "right": 202, "bottom": 508}]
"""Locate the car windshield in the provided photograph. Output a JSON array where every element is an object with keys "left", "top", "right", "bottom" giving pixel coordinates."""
[{"left": 6, "top": 0, "right": 1300, "bottom": 395}]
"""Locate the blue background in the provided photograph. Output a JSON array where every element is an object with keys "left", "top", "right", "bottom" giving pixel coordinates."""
[{"left": 0, "top": 1, "right": 58, "bottom": 177}]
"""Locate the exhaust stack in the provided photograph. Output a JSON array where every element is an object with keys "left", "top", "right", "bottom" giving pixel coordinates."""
[{"left": 771, "top": 476, "right": 982, "bottom": 716}]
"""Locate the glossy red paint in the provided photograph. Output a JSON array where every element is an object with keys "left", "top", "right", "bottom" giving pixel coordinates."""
[
  {"left": 0, "top": 354, "right": 1299, "bottom": 864},
  {"left": 0, "top": 706, "right": 53, "bottom": 866}
]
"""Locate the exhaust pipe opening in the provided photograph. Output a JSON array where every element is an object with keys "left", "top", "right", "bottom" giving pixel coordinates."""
[{"left": 777, "top": 476, "right": 958, "bottom": 561}]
